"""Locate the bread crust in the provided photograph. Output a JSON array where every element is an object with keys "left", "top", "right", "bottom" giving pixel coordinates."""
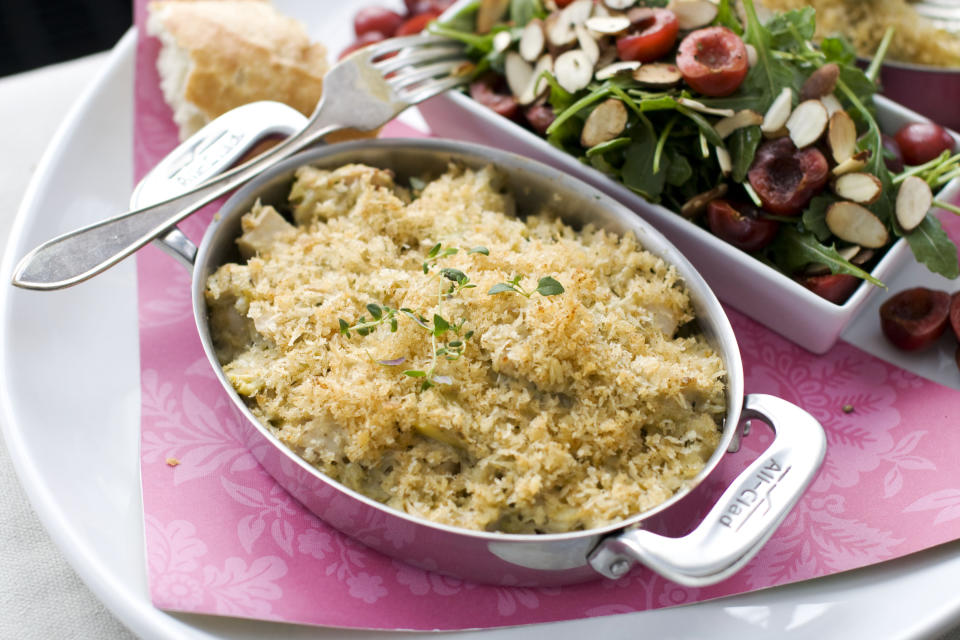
[{"left": 147, "top": 1, "right": 329, "bottom": 138}]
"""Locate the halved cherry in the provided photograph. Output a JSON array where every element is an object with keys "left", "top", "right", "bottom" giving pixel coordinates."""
[
  {"left": 799, "top": 273, "right": 860, "bottom": 305},
  {"left": 404, "top": 0, "right": 454, "bottom": 16},
  {"left": 354, "top": 7, "right": 404, "bottom": 38},
  {"left": 523, "top": 103, "right": 556, "bottom": 135},
  {"left": 879, "top": 287, "right": 951, "bottom": 350},
  {"left": 881, "top": 134, "right": 905, "bottom": 173},
  {"left": 396, "top": 10, "right": 440, "bottom": 36},
  {"left": 747, "top": 137, "right": 829, "bottom": 216},
  {"left": 894, "top": 122, "right": 955, "bottom": 166},
  {"left": 469, "top": 72, "right": 520, "bottom": 120},
  {"left": 616, "top": 8, "right": 679, "bottom": 63},
  {"left": 676, "top": 26, "right": 748, "bottom": 97},
  {"left": 706, "top": 199, "right": 779, "bottom": 252}
]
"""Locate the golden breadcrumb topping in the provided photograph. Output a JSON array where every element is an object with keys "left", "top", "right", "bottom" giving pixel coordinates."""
[{"left": 206, "top": 163, "right": 726, "bottom": 533}]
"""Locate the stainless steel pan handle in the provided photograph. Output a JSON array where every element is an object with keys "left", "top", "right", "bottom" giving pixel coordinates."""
[
  {"left": 588, "top": 394, "right": 826, "bottom": 586},
  {"left": 131, "top": 101, "right": 308, "bottom": 271}
]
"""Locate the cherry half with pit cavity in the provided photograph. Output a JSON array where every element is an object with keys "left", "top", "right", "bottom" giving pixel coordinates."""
[
  {"left": 706, "top": 199, "right": 779, "bottom": 252},
  {"left": 676, "top": 26, "right": 749, "bottom": 97},
  {"left": 616, "top": 8, "right": 679, "bottom": 63},
  {"left": 747, "top": 137, "right": 829, "bottom": 216},
  {"left": 879, "top": 287, "right": 951, "bottom": 351}
]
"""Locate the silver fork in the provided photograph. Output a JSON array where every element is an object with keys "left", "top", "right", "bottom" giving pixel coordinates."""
[{"left": 12, "top": 34, "right": 470, "bottom": 290}]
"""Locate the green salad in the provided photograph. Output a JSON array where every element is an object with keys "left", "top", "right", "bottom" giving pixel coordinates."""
[{"left": 431, "top": 0, "right": 960, "bottom": 304}]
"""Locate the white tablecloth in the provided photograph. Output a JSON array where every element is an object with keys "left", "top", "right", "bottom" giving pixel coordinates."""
[
  {"left": 2, "top": 48, "right": 960, "bottom": 640},
  {"left": 0, "top": 52, "right": 136, "bottom": 640}
]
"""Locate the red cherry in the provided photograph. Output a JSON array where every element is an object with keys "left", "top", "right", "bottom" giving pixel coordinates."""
[
  {"left": 894, "top": 122, "right": 955, "bottom": 166},
  {"left": 676, "top": 26, "right": 749, "bottom": 97},
  {"left": 879, "top": 287, "right": 951, "bottom": 350}
]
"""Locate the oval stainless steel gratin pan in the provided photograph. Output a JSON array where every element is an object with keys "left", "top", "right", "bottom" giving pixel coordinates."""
[{"left": 151, "top": 136, "right": 827, "bottom": 587}]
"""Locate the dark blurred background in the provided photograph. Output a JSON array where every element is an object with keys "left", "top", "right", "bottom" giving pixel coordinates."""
[{"left": 0, "top": 0, "right": 132, "bottom": 77}]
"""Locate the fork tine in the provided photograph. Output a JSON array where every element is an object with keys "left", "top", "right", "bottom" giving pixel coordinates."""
[
  {"left": 373, "top": 45, "right": 466, "bottom": 75},
  {"left": 386, "top": 59, "right": 471, "bottom": 91},
  {"left": 364, "top": 34, "right": 465, "bottom": 59},
  {"left": 394, "top": 74, "right": 470, "bottom": 105}
]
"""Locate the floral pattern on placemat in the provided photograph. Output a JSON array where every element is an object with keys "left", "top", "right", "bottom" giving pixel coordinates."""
[{"left": 133, "top": 1, "right": 960, "bottom": 630}]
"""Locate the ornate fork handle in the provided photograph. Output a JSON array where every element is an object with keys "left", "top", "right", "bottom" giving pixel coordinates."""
[
  {"left": 13, "top": 113, "right": 341, "bottom": 290},
  {"left": 12, "top": 34, "right": 467, "bottom": 290}
]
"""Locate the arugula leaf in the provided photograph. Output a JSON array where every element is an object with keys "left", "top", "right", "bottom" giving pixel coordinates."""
[
  {"left": 727, "top": 125, "right": 762, "bottom": 183},
  {"left": 769, "top": 227, "right": 885, "bottom": 286},
  {"left": 586, "top": 137, "right": 631, "bottom": 157},
  {"left": 664, "top": 146, "right": 693, "bottom": 187},
  {"left": 736, "top": 0, "right": 803, "bottom": 113},
  {"left": 905, "top": 215, "right": 960, "bottom": 278},
  {"left": 801, "top": 194, "right": 835, "bottom": 242},
  {"left": 713, "top": 0, "right": 742, "bottom": 34},
  {"left": 820, "top": 36, "right": 857, "bottom": 66},
  {"left": 622, "top": 128, "right": 666, "bottom": 200},
  {"left": 509, "top": 0, "right": 543, "bottom": 27},
  {"left": 765, "top": 7, "right": 816, "bottom": 51}
]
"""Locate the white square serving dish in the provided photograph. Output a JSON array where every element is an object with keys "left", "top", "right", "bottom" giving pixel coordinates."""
[{"left": 420, "top": 90, "right": 960, "bottom": 354}]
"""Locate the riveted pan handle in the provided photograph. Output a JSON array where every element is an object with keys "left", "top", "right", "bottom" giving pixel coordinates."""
[
  {"left": 588, "top": 394, "right": 826, "bottom": 586},
  {"left": 136, "top": 102, "right": 309, "bottom": 272}
]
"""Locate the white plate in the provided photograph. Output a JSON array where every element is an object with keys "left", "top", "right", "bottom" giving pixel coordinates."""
[{"left": 3, "top": 4, "right": 960, "bottom": 639}]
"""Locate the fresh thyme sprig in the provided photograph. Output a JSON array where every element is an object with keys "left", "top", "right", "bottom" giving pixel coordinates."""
[
  {"left": 339, "top": 243, "right": 565, "bottom": 392},
  {"left": 488, "top": 274, "right": 565, "bottom": 297}
]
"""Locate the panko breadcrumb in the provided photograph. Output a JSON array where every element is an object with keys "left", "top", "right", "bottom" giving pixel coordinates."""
[
  {"left": 761, "top": 0, "right": 960, "bottom": 66},
  {"left": 205, "top": 163, "right": 727, "bottom": 534}
]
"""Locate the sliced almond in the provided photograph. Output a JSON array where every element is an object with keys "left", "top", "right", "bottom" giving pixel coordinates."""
[
  {"left": 504, "top": 51, "right": 534, "bottom": 99},
  {"left": 564, "top": 0, "right": 594, "bottom": 24},
  {"left": 786, "top": 99, "right": 828, "bottom": 148},
  {"left": 555, "top": 49, "right": 594, "bottom": 93},
  {"left": 821, "top": 93, "right": 843, "bottom": 117},
  {"left": 581, "top": 98, "right": 628, "bottom": 147},
  {"left": 585, "top": 15, "right": 631, "bottom": 34},
  {"left": 576, "top": 24, "right": 600, "bottom": 64},
  {"left": 745, "top": 43, "right": 758, "bottom": 67},
  {"left": 677, "top": 97, "right": 735, "bottom": 118},
  {"left": 595, "top": 43, "right": 620, "bottom": 69},
  {"left": 680, "top": 183, "right": 728, "bottom": 219},
  {"left": 761, "top": 87, "right": 793, "bottom": 134},
  {"left": 592, "top": 3, "right": 610, "bottom": 17},
  {"left": 851, "top": 248, "right": 875, "bottom": 266},
  {"left": 715, "top": 109, "right": 763, "bottom": 139},
  {"left": 828, "top": 109, "right": 857, "bottom": 164},
  {"left": 633, "top": 62, "right": 683, "bottom": 87},
  {"left": 832, "top": 150, "right": 870, "bottom": 176},
  {"left": 603, "top": 0, "right": 635, "bottom": 8},
  {"left": 546, "top": 12, "right": 577, "bottom": 46},
  {"left": 800, "top": 63, "right": 839, "bottom": 101},
  {"left": 519, "top": 19, "right": 545, "bottom": 61},
  {"left": 833, "top": 172, "right": 883, "bottom": 204},
  {"left": 825, "top": 201, "right": 890, "bottom": 248},
  {"left": 595, "top": 60, "right": 641, "bottom": 80},
  {"left": 763, "top": 126, "right": 789, "bottom": 140},
  {"left": 669, "top": 0, "right": 718, "bottom": 30},
  {"left": 716, "top": 146, "right": 733, "bottom": 176},
  {"left": 895, "top": 175, "right": 934, "bottom": 231},
  {"left": 477, "top": 0, "right": 510, "bottom": 34},
  {"left": 492, "top": 30, "right": 513, "bottom": 54},
  {"left": 838, "top": 245, "right": 861, "bottom": 261},
  {"left": 519, "top": 54, "right": 553, "bottom": 105}
]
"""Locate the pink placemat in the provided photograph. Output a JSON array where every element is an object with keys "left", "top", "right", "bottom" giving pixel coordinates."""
[{"left": 134, "top": 4, "right": 960, "bottom": 630}]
